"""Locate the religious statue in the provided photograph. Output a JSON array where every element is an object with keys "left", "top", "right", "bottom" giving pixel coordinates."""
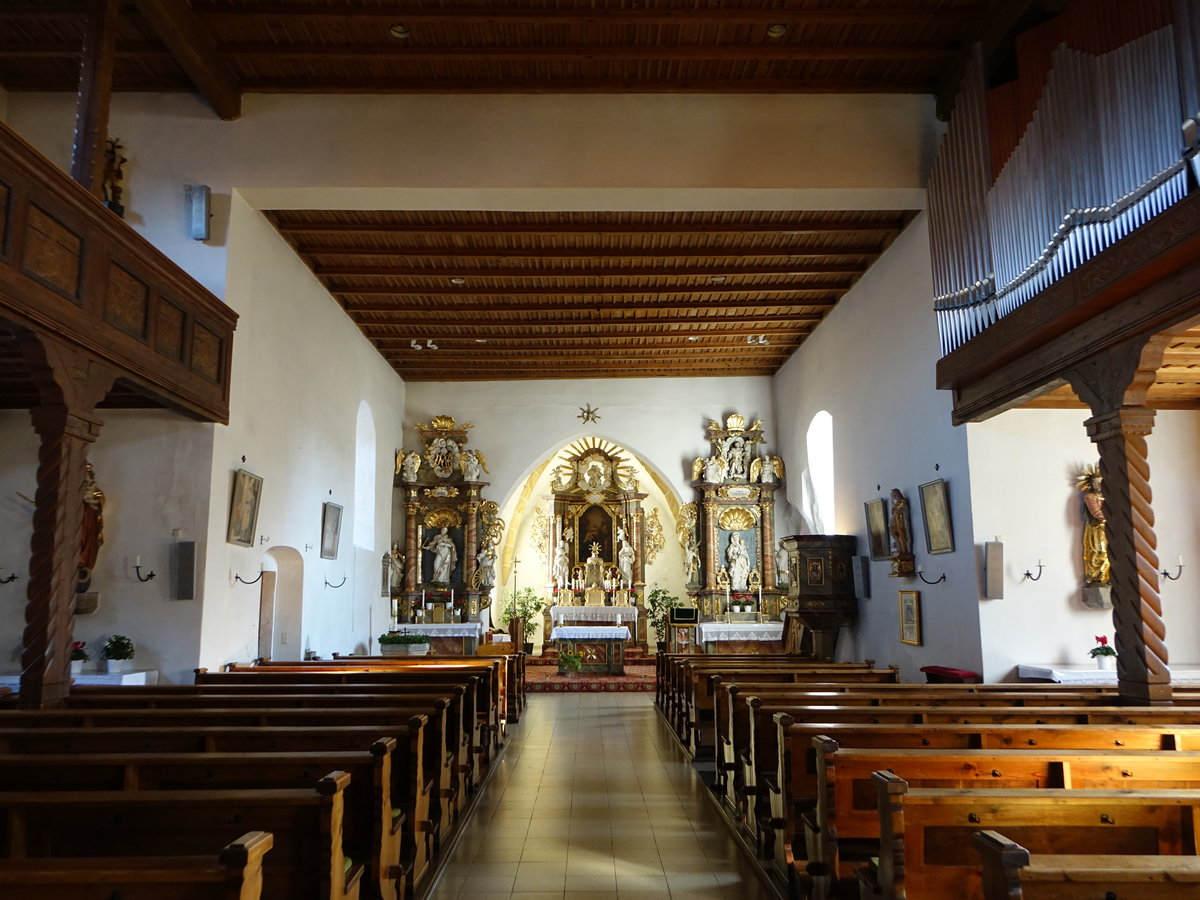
[
  {"left": 775, "top": 540, "right": 790, "bottom": 587},
  {"left": 727, "top": 532, "right": 751, "bottom": 592},
  {"left": 461, "top": 449, "right": 488, "bottom": 481},
  {"left": 553, "top": 536, "right": 571, "bottom": 588},
  {"left": 725, "top": 436, "right": 747, "bottom": 480},
  {"left": 427, "top": 436, "right": 460, "bottom": 479},
  {"left": 79, "top": 462, "right": 105, "bottom": 591},
  {"left": 382, "top": 540, "right": 404, "bottom": 596},
  {"left": 617, "top": 532, "right": 635, "bottom": 588},
  {"left": 423, "top": 526, "right": 457, "bottom": 583},
  {"left": 1076, "top": 464, "right": 1111, "bottom": 585},
  {"left": 888, "top": 488, "right": 915, "bottom": 577},
  {"left": 703, "top": 454, "right": 722, "bottom": 483},
  {"left": 476, "top": 546, "right": 496, "bottom": 589},
  {"left": 584, "top": 542, "right": 605, "bottom": 589},
  {"left": 684, "top": 535, "right": 701, "bottom": 586},
  {"left": 401, "top": 451, "right": 421, "bottom": 482},
  {"left": 751, "top": 452, "right": 782, "bottom": 484}
]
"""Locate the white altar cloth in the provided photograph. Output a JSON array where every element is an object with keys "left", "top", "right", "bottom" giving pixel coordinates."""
[
  {"left": 549, "top": 605, "right": 638, "bottom": 623},
  {"left": 394, "top": 623, "right": 484, "bottom": 638},
  {"left": 0, "top": 669, "right": 159, "bottom": 687},
  {"left": 697, "top": 622, "right": 784, "bottom": 643},
  {"left": 551, "top": 626, "right": 631, "bottom": 641},
  {"left": 1017, "top": 663, "right": 1200, "bottom": 684}
]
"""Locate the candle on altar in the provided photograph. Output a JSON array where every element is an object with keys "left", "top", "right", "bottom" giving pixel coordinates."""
[
  {"left": 450, "top": 589, "right": 455, "bottom": 603},
  {"left": 725, "top": 587, "right": 731, "bottom": 613},
  {"left": 758, "top": 584, "right": 762, "bottom": 608},
  {"left": 616, "top": 614, "right": 622, "bottom": 625},
  {"left": 421, "top": 589, "right": 425, "bottom": 605}
]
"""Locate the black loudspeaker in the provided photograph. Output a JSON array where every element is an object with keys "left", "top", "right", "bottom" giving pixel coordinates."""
[
  {"left": 172, "top": 541, "right": 196, "bottom": 600},
  {"left": 668, "top": 607, "right": 698, "bottom": 625}
]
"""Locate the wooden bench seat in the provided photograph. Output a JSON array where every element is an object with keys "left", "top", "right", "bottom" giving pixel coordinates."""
[
  {"left": 0, "top": 745, "right": 415, "bottom": 900},
  {"left": 0, "top": 830, "right": 272, "bottom": 900},
  {"left": 973, "top": 829, "right": 1200, "bottom": 900},
  {"left": 860, "top": 774, "right": 1200, "bottom": 900},
  {"left": 0, "top": 773, "right": 362, "bottom": 900},
  {"left": 811, "top": 740, "right": 1200, "bottom": 890}
]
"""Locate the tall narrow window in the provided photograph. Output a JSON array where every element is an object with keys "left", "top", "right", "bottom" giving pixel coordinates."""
[
  {"left": 806, "top": 411, "right": 835, "bottom": 534},
  {"left": 354, "top": 401, "right": 376, "bottom": 551}
]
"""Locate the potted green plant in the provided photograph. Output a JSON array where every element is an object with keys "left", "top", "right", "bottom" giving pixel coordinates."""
[
  {"left": 101, "top": 634, "right": 134, "bottom": 673},
  {"left": 70, "top": 640, "right": 89, "bottom": 675},
  {"left": 645, "top": 584, "right": 684, "bottom": 652},
  {"left": 378, "top": 632, "right": 431, "bottom": 657},
  {"left": 1089, "top": 634, "right": 1117, "bottom": 670},
  {"left": 558, "top": 649, "right": 583, "bottom": 676},
  {"left": 503, "top": 587, "right": 546, "bottom": 654}
]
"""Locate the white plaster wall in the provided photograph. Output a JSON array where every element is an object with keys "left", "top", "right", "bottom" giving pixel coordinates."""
[
  {"left": 197, "top": 194, "right": 407, "bottom": 668},
  {"left": 969, "top": 409, "right": 1200, "bottom": 681},
  {"left": 771, "top": 215, "right": 980, "bottom": 679},
  {"left": 0, "top": 410, "right": 212, "bottom": 684}
]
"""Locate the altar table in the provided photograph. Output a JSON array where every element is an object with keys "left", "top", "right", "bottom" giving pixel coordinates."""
[
  {"left": 394, "top": 622, "right": 483, "bottom": 655},
  {"left": 1017, "top": 663, "right": 1200, "bottom": 684},
  {"left": 697, "top": 621, "right": 785, "bottom": 654},
  {"left": 550, "top": 625, "right": 630, "bottom": 675},
  {"left": 549, "top": 605, "right": 638, "bottom": 624},
  {"left": 0, "top": 669, "right": 159, "bottom": 687}
]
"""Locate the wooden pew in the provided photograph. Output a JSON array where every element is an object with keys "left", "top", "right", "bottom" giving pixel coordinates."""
[
  {"left": 0, "top": 830, "right": 273, "bottom": 900},
  {"left": 860, "top": 773, "right": 1200, "bottom": 900},
  {"left": 812, "top": 739, "right": 1200, "bottom": 890},
  {"left": 0, "top": 723, "right": 437, "bottom": 891},
  {"left": 0, "top": 745, "right": 413, "bottom": 900},
  {"left": 767, "top": 718, "right": 1200, "bottom": 893},
  {"left": 0, "top": 772, "right": 363, "bottom": 900},
  {"left": 973, "top": 829, "right": 1200, "bottom": 900}
]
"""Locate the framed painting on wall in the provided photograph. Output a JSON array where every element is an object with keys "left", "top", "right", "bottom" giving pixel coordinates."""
[
  {"left": 321, "top": 502, "right": 343, "bottom": 559},
  {"left": 919, "top": 478, "right": 954, "bottom": 555},
  {"left": 864, "top": 498, "right": 889, "bottom": 560},
  {"left": 899, "top": 590, "right": 922, "bottom": 646},
  {"left": 226, "top": 468, "right": 262, "bottom": 548}
]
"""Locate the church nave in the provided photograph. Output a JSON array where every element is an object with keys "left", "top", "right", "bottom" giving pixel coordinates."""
[{"left": 426, "top": 693, "right": 767, "bottom": 900}]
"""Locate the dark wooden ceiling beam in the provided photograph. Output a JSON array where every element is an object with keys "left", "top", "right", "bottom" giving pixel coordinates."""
[
  {"left": 358, "top": 312, "right": 822, "bottom": 330},
  {"left": 192, "top": 4, "right": 985, "bottom": 27},
  {"left": 213, "top": 43, "right": 960, "bottom": 62},
  {"left": 303, "top": 263, "right": 863, "bottom": 279},
  {"left": 300, "top": 244, "right": 884, "bottom": 259},
  {"left": 385, "top": 349, "right": 792, "bottom": 362},
  {"left": 345, "top": 298, "right": 838, "bottom": 317},
  {"left": 129, "top": 0, "right": 242, "bottom": 119},
  {"left": 70, "top": 0, "right": 118, "bottom": 196},
  {"left": 241, "top": 77, "right": 937, "bottom": 94},
  {"left": 272, "top": 220, "right": 908, "bottom": 236},
  {"left": 334, "top": 283, "right": 850, "bottom": 300},
  {"left": 317, "top": 262, "right": 863, "bottom": 277},
  {"left": 371, "top": 328, "right": 814, "bottom": 345},
  {"left": 398, "top": 368, "right": 779, "bottom": 381}
]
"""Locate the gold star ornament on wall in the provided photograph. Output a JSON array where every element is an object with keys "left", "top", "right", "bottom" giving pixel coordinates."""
[{"left": 578, "top": 404, "right": 601, "bottom": 424}]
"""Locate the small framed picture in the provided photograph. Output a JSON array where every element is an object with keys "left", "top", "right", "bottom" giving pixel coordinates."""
[
  {"left": 899, "top": 590, "right": 922, "bottom": 646},
  {"left": 226, "top": 469, "right": 263, "bottom": 548},
  {"left": 864, "top": 498, "right": 889, "bottom": 560},
  {"left": 919, "top": 478, "right": 954, "bottom": 555},
  {"left": 321, "top": 502, "right": 343, "bottom": 559}
]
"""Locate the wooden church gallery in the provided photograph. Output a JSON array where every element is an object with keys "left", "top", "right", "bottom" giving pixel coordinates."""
[{"left": 1, "top": 2, "right": 1200, "bottom": 899}]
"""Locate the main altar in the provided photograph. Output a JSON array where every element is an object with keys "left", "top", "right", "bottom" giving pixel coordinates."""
[
  {"left": 676, "top": 413, "right": 790, "bottom": 648},
  {"left": 388, "top": 415, "right": 505, "bottom": 630}
]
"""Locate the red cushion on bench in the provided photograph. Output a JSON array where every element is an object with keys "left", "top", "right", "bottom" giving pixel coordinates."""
[{"left": 919, "top": 665, "right": 980, "bottom": 682}]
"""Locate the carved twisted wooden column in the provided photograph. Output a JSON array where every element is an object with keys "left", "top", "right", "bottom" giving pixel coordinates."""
[
  {"left": 1068, "top": 336, "right": 1170, "bottom": 706},
  {"left": 761, "top": 492, "right": 777, "bottom": 588},
  {"left": 17, "top": 334, "right": 114, "bottom": 708},
  {"left": 464, "top": 497, "right": 479, "bottom": 590}
]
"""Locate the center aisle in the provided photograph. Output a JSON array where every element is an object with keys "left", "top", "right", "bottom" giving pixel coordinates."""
[{"left": 425, "top": 692, "right": 768, "bottom": 900}]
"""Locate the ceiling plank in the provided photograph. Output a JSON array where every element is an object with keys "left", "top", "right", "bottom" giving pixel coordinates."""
[
  {"left": 271, "top": 220, "right": 909, "bottom": 236},
  {"left": 130, "top": 0, "right": 241, "bottom": 119},
  {"left": 334, "top": 283, "right": 851, "bottom": 300},
  {"left": 344, "top": 298, "right": 839, "bottom": 317},
  {"left": 317, "top": 262, "right": 864, "bottom": 277},
  {"left": 299, "top": 245, "right": 885, "bottom": 260},
  {"left": 357, "top": 313, "right": 824, "bottom": 330},
  {"left": 297, "top": 263, "right": 864, "bottom": 279}
]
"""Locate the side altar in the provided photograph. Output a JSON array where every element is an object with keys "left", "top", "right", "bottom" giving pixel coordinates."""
[{"left": 388, "top": 415, "right": 505, "bottom": 630}]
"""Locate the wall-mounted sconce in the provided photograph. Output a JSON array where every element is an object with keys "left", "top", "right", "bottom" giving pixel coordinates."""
[
  {"left": 916, "top": 565, "right": 946, "bottom": 585},
  {"left": 325, "top": 575, "right": 347, "bottom": 589},
  {"left": 132, "top": 554, "right": 156, "bottom": 583},
  {"left": 1162, "top": 555, "right": 1185, "bottom": 581},
  {"left": 0, "top": 568, "right": 17, "bottom": 584},
  {"left": 305, "top": 543, "right": 314, "bottom": 553},
  {"left": 235, "top": 569, "right": 264, "bottom": 586},
  {"left": 259, "top": 535, "right": 271, "bottom": 546},
  {"left": 185, "top": 184, "right": 210, "bottom": 240},
  {"left": 1023, "top": 559, "right": 1044, "bottom": 581}
]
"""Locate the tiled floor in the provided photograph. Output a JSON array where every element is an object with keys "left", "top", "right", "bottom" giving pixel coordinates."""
[{"left": 424, "top": 692, "right": 770, "bottom": 899}]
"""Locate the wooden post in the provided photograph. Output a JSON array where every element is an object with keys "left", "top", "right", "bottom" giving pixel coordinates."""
[
  {"left": 1068, "top": 336, "right": 1171, "bottom": 705},
  {"left": 17, "top": 333, "right": 115, "bottom": 708},
  {"left": 71, "top": 0, "right": 119, "bottom": 195}
]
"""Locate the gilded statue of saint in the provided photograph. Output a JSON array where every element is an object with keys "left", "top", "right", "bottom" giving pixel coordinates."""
[{"left": 1076, "top": 464, "right": 1110, "bottom": 585}]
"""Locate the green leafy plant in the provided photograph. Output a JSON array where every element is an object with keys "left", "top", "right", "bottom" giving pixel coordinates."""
[
  {"left": 378, "top": 632, "right": 431, "bottom": 645},
  {"left": 558, "top": 649, "right": 583, "bottom": 674},
  {"left": 1089, "top": 634, "right": 1117, "bottom": 658},
  {"left": 503, "top": 587, "right": 546, "bottom": 639},
  {"left": 645, "top": 584, "right": 684, "bottom": 643},
  {"left": 102, "top": 634, "right": 134, "bottom": 661},
  {"left": 70, "top": 641, "right": 89, "bottom": 662}
]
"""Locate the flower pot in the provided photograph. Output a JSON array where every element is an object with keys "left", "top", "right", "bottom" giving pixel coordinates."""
[
  {"left": 104, "top": 658, "right": 127, "bottom": 674},
  {"left": 1096, "top": 655, "right": 1115, "bottom": 670},
  {"left": 70, "top": 659, "right": 83, "bottom": 675},
  {"left": 381, "top": 643, "right": 429, "bottom": 656}
]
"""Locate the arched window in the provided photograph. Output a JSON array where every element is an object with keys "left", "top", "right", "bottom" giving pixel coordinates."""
[
  {"left": 354, "top": 401, "right": 376, "bottom": 550},
  {"left": 806, "top": 411, "right": 835, "bottom": 533}
]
